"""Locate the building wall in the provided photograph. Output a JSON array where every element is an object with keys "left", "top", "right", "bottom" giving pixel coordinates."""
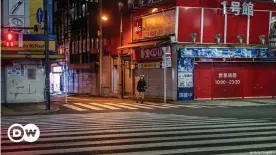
[
  {"left": 5, "top": 61, "right": 45, "bottom": 103},
  {"left": 177, "top": 1, "right": 276, "bottom": 44}
]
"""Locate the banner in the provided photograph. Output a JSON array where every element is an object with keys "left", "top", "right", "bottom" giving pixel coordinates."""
[
  {"left": 177, "top": 57, "right": 194, "bottom": 101},
  {"left": 133, "top": 9, "right": 176, "bottom": 40},
  {"left": 179, "top": 48, "right": 274, "bottom": 58},
  {"left": 134, "top": 47, "right": 163, "bottom": 63}
]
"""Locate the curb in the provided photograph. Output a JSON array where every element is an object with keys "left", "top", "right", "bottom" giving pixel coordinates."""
[{"left": 1, "top": 104, "right": 61, "bottom": 116}]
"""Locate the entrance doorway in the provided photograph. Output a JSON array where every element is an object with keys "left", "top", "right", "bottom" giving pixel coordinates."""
[
  {"left": 50, "top": 66, "right": 63, "bottom": 94},
  {"left": 123, "top": 59, "right": 132, "bottom": 96}
]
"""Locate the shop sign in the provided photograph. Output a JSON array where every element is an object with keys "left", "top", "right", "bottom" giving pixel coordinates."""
[
  {"left": 134, "top": 47, "right": 163, "bottom": 63},
  {"left": 137, "top": 62, "right": 161, "bottom": 69},
  {"left": 177, "top": 57, "right": 194, "bottom": 101},
  {"left": 162, "top": 46, "right": 172, "bottom": 68},
  {"left": 133, "top": 18, "right": 143, "bottom": 40},
  {"left": 143, "top": 9, "right": 175, "bottom": 38},
  {"left": 178, "top": 72, "right": 193, "bottom": 88},
  {"left": 1, "top": 40, "right": 56, "bottom": 51},
  {"left": 128, "top": 0, "right": 164, "bottom": 9},
  {"left": 221, "top": 1, "right": 254, "bottom": 16},
  {"left": 133, "top": 9, "right": 175, "bottom": 40},
  {"left": 180, "top": 48, "right": 273, "bottom": 58},
  {"left": 215, "top": 72, "right": 241, "bottom": 85}
]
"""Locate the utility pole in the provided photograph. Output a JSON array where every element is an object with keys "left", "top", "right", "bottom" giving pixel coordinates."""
[
  {"left": 99, "top": 0, "right": 103, "bottom": 96},
  {"left": 118, "top": 2, "right": 124, "bottom": 99},
  {"left": 44, "top": 0, "right": 50, "bottom": 110}
]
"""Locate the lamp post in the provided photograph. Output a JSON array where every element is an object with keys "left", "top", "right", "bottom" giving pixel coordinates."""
[
  {"left": 44, "top": 0, "right": 50, "bottom": 111},
  {"left": 99, "top": 0, "right": 108, "bottom": 96},
  {"left": 118, "top": 2, "right": 124, "bottom": 99},
  {"left": 99, "top": 0, "right": 103, "bottom": 96}
]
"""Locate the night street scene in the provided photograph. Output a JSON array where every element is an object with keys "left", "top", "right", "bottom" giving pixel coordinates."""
[{"left": 1, "top": 0, "right": 276, "bottom": 155}]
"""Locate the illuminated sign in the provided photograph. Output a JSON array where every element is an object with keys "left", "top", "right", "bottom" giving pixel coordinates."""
[
  {"left": 1, "top": 41, "right": 56, "bottom": 51},
  {"left": 221, "top": 1, "right": 254, "bottom": 16}
]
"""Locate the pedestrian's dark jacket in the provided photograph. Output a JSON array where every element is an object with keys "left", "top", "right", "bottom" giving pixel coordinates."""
[{"left": 137, "top": 79, "right": 147, "bottom": 92}]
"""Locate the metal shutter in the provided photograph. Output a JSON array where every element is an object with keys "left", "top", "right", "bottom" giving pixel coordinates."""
[{"left": 134, "top": 68, "right": 172, "bottom": 98}]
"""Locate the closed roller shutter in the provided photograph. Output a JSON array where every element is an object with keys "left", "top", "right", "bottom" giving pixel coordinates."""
[
  {"left": 134, "top": 68, "right": 172, "bottom": 98},
  {"left": 194, "top": 62, "right": 276, "bottom": 99}
]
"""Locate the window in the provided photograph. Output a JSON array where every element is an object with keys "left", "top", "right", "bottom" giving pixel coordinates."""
[
  {"left": 82, "top": 4, "right": 86, "bottom": 17},
  {"left": 28, "top": 68, "right": 36, "bottom": 80}
]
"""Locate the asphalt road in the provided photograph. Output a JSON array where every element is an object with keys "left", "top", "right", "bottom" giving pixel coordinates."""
[
  {"left": 1, "top": 111, "right": 276, "bottom": 155},
  {"left": 2, "top": 97, "right": 276, "bottom": 155},
  {"left": 55, "top": 96, "right": 276, "bottom": 120}
]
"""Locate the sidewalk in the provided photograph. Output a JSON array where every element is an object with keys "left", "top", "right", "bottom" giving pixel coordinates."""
[
  {"left": 175, "top": 98, "right": 276, "bottom": 107},
  {"left": 1, "top": 102, "right": 60, "bottom": 116}
]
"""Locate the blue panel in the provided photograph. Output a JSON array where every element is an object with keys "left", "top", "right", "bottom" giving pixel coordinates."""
[
  {"left": 179, "top": 48, "right": 270, "bottom": 59},
  {"left": 48, "top": 0, "right": 53, "bottom": 33},
  {"left": 178, "top": 88, "right": 194, "bottom": 101},
  {"left": 177, "top": 57, "right": 194, "bottom": 72},
  {"left": 177, "top": 57, "right": 194, "bottom": 101},
  {"left": 1, "top": 34, "right": 57, "bottom": 41}
]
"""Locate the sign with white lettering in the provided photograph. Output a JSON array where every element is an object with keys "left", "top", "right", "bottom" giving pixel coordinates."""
[
  {"left": 128, "top": 0, "right": 164, "bottom": 9},
  {"left": 134, "top": 47, "right": 163, "bottom": 63},
  {"left": 221, "top": 1, "right": 254, "bottom": 16},
  {"left": 215, "top": 72, "right": 241, "bottom": 85}
]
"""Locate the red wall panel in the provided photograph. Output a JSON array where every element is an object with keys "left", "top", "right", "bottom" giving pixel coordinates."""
[
  {"left": 203, "top": 9, "right": 225, "bottom": 43},
  {"left": 195, "top": 62, "right": 276, "bottom": 99},
  {"left": 249, "top": 11, "right": 270, "bottom": 44},
  {"left": 212, "top": 63, "right": 244, "bottom": 98},
  {"left": 176, "top": 0, "right": 276, "bottom": 11},
  {"left": 226, "top": 15, "right": 248, "bottom": 43},
  {"left": 243, "top": 63, "right": 254, "bottom": 97},
  {"left": 178, "top": 8, "right": 202, "bottom": 42},
  {"left": 194, "top": 63, "right": 212, "bottom": 99}
]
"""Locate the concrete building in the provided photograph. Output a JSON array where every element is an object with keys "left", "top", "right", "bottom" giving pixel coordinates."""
[
  {"left": 121, "top": 0, "right": 276, "bottom": 101},
  {"left": 54, "top": 0, "right": 276, "bottom": 101},
  {"left": 53, "top": 0, "right": 131, "bottom": 97},
  {"left": 1, "top": 0, "right": 64, "bottom": 103}
]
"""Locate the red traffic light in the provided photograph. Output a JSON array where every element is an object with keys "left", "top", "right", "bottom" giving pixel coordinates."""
[
  {"left": 6, "top": 33, "right": 14, "bottom": 47},
  {"left": 8, "top": 33, "right": 12, "bottom": 40}
]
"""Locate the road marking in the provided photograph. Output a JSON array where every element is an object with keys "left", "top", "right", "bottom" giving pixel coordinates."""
[
  {"left": 105, "top": 103, "right": 138, "bottom": 110},
  {"left": 87, "top": 103, "right": 121, "bottom": 110},
  {"left": 73, "top": 103, "right": 104, "bottom": 110},
  {"left": 119, "top": 103, "right": 153, "bottom": 109},
  {"left": 62, "top": 104, "right": 88, "bottom": 111}
]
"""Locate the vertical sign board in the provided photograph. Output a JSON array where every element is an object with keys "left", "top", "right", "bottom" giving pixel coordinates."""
[{"left": 177, "top": 50, "right": 194, "bottom": 101}]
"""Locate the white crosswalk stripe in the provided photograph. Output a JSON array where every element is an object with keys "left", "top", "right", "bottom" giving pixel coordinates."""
[
  {"left": 73, "top": 102, "right": 105, "bottom": 110},
  {"left": 1, "top": 112, "right": 276, "bottom": 155},
  {"left": 61, "top": 102, "right": 229, "bottom": 112}
]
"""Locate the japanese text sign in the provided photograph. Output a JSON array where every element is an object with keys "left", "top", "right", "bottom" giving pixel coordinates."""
[
  {"left": 221, "top": 1, "right": 254, "bottom": 16},
  {"left": 134, "top": 47, "right": 163, "bottom": 63}
]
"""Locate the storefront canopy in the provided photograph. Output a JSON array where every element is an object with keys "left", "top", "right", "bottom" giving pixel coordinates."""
[{"left": 118, "top": 40, "right": 169, "bottom": 49}]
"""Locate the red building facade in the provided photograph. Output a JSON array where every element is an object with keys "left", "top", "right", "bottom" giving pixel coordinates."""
[{"left": 120, "top": 0, "right": 276, "bottom": 101}]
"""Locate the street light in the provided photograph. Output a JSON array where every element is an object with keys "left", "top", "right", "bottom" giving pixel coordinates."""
[{"left": 101, "top": 16, "right": 108, "bottom": 21}]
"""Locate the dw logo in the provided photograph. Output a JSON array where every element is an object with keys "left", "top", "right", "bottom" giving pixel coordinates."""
[{"left": 7, "top": 124, "right": 40, "bottom": 143}]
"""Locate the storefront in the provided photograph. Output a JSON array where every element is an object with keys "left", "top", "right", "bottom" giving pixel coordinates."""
[
  {"left": 133, "top": 46, "right": 174, "bottom": 98},
  {"left": 0, "top": 34, "right": 64, "bottom": 103},
  {"left": 178, "top": 47, "right": 276, "bottom": 100},
  {"left": 123, "top": 0, "right": 276, "bottom": 101}
]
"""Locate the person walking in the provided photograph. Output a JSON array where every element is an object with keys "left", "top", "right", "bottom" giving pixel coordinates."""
[{"left": 136, "top": 75, "right": 147, "bottom": 103}]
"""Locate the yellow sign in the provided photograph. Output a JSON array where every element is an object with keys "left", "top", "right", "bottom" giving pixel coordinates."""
[
  {"left": 137, "top": 62, "right": 161, "bottom": 69},
  {"left": 1, "top": 55, "right": 64, "bottom": 59},
  {"left": 1, "top": 41, "right": 56, "bottom": 51},
  {"left": 142, "top": 9, "right": 175, "bottom": 39},
  {"left": 30, "top": 0, "right": 43, "bottom": 34}
]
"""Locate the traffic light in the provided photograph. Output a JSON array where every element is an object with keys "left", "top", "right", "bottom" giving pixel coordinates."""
[{"left": 5, "top": 32, "right": 15, "bottom": 47}]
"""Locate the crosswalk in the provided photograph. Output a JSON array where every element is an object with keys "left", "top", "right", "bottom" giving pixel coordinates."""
[
  {"left": 61, "top": 102, "right": 230, "bottom": 112},
  {"left": 1, "top": 112, "right": 276, "bottom": 155}
]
